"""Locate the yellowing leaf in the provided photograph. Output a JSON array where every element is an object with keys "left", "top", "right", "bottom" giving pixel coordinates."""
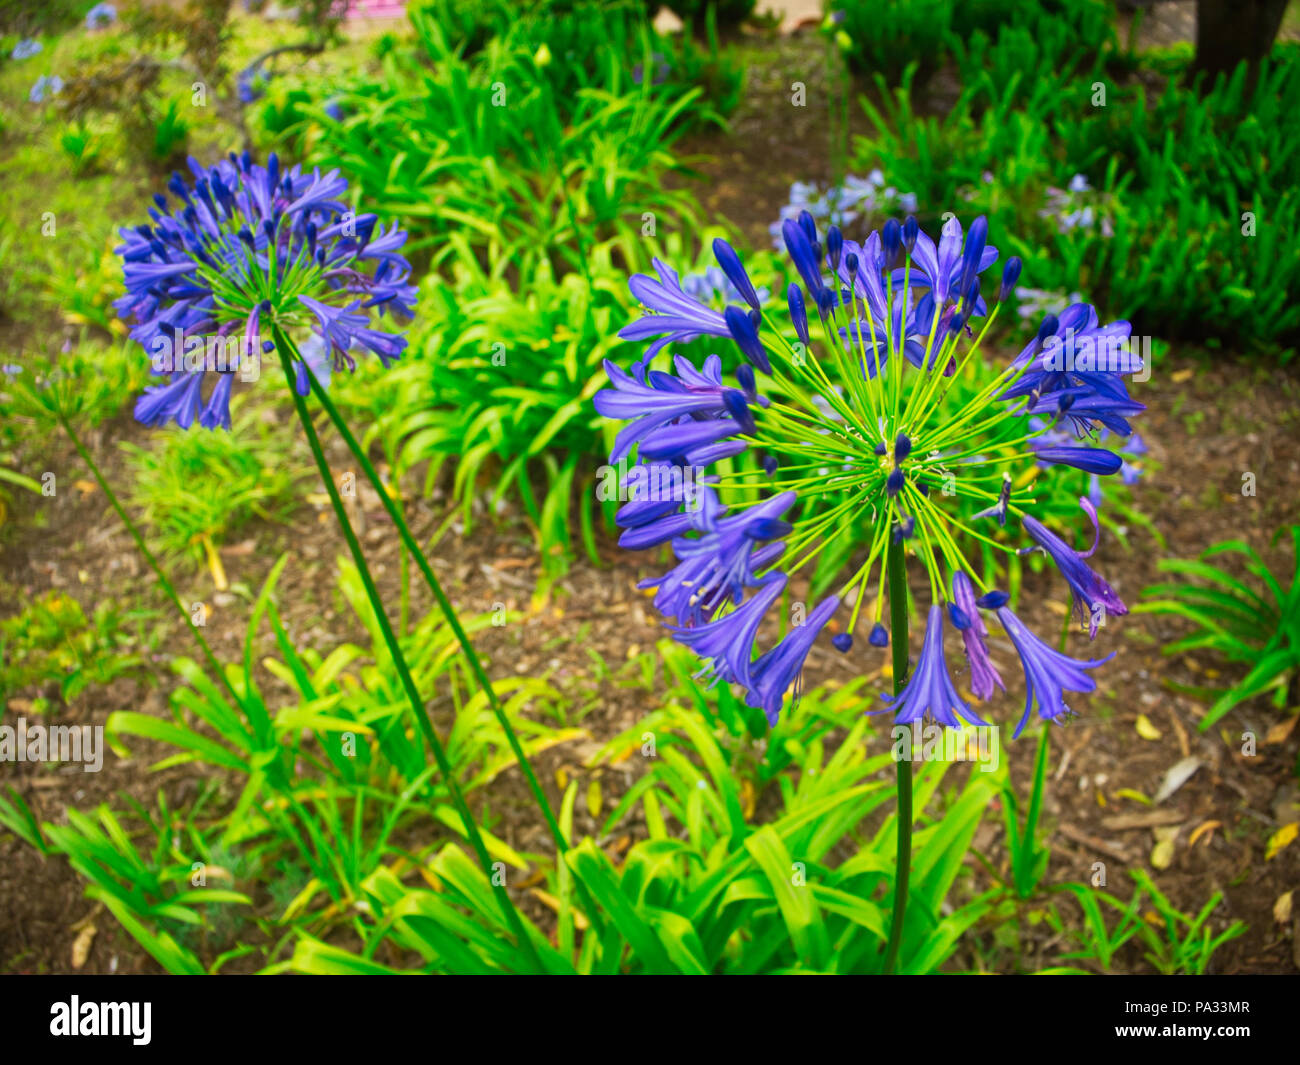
[
  {"left": 1188, "top": 820, "right": 1221, "bottom": 848},
  {"left": 531, "top": 889, "right": 588, "bottom": 930},
  {"left": 1135, "top": 714, "right": 1162, "bottom": 740},
  {"left": 1265, "top": 821, "right": 1299, "bottom": 861},
  {"left": 1150, "top": 832, "right": 1176, "bottom": 870},
  {"left": 586, "top": 777, "right": 602, "bottom": 819},
  {"left": 71, "top": 922, "right": 96, "bottom": 969},
  {"left": 1115, "top": 788, "right": 1151, "bottom": 805},
  {"left": 1265, "top": 717, "right": 1299, "bottom": 745},
  {"left": 1274, "top": 891, "right": 1294, "bottom": 925}
]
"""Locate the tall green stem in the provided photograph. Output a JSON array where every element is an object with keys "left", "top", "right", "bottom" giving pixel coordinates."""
[
  {"left": 294, "top": 359, "right": 609, "bottom": 934},
  {"left": 271, "top": 330, "right": 544, "bottom": 972},
  {"left": 57, "top": 411, "right": 239, "bottom": 707},
  {"left": 883, "top": 534, "right": 913, "bottom": 974},
  {"left": 301, "top": 364, "right": 568, "bottom": 839}
]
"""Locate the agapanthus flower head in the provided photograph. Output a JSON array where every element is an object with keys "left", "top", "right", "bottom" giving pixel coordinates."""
[
  {"left": 86, "top": 3, "right": 117, "bottom": 29},
  {"left": 237, "top": 62, "right": 272, "bottom": 104},
  {"left": 115, "top": 152, "right": 413, "bottom": 431},
  {"left": 600, "top": 198, "right": 1140, "bottom": 732},
  {"left": 30, "top": 75, "right": 63, "bottom": 103},
  {"left": 12, "top": 39, "right": 42, "bottom": 60},
  {"left": 997, "top": 605, "right": 1113, "bottom": 737}
]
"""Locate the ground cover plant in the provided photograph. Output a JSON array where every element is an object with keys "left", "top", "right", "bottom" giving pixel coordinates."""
[{"left": 0, "top": 0, "right": 1297, "bottom": 999}]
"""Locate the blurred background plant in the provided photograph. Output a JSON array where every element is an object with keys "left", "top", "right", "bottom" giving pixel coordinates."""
[
  {"left": 847, "top": 2, "right": 1299, "bottom": 356},
  {"left": 1139, "top": 526, "right": 1299, "bottom": 735},
  {"left": 119, "top": 400, "right": 307, "bottom": 583},
  {"left": 0, "top": 590, "right": 155, "bottom": 708}
]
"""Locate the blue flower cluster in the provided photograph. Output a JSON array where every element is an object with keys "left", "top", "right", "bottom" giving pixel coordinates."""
[
  {"left": 597, "top": 205, "right": 1146, "bottom": 738},
  {"left": 115, "top": 152, "right": 415, "bottom": 431}
]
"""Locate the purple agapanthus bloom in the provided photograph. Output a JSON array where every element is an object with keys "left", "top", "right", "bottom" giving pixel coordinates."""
[
  {"left": 681, "top": 265, "right": 771, "bottom": 310},
  {"left": 614, "top": 459, "right": 716, "bottom": 533},
  {"left": 747, "top": 595, "right": 841, "bottom": 725},
  {"left": 1087, "top": 433, "right": 1145, "bottom": 506},
  {"left": 951, "top": 572, "right": 1004, "bottom": 700},
  {"left": 670, "top": 575, "right": 789, "bottom": 690},
  {"left": 12, "top": 39, "right": 42, "bottom": 60},
  {"left": 892, "top": 215, "right": 999, "bottom": 317},
  {"left": 599, "top": 196, "right": 1141, "bottom": 733},
  {"left": 1002, "top": 303, "right": 1144, "bottom": 436},
  {"left": 996, "top": 606, "right": 1113, "bottom": 738},
  {"left": 237, "top": 63, "right": 271, "bottom": 104},
  {"left": 619, "top": 258, "right": 738, "bottom": 363},
  {"left": 642, "top": 489, "right": 792, "bottom": 625},
  {"left": 30, "top": 75, "right": 63, "bottom": 103},
  {"left": 595, "top": 353, "right": 764, "bottom": 462},
  {"left": 86, "top": 3, "right": 117, "bottom": 29},
  {"left": 1032, "top": 445, "right": 1122, "bottom": 475},
  {"left": 1022, "top": 500, "right": 1128, "bottom": 637},
  {"left": 116, "top": 152, "right": 413, "bottom": 431},
  {"left": 879, "top": 606, "right": 989, "bottom": 728}
]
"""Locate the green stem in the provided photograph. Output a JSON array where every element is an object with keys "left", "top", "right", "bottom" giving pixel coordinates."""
[
  {"left": 883, "top": 534, "right": 913, "bottom": 974},
  {"left": 271, "top": 330, "right": 544, "bottom": 972},
  {"left": 57, "top": 411, "right": 239, "bottom": 707},
  {"left": 298, "top": 363, "right": 577, "bottom": 864}
]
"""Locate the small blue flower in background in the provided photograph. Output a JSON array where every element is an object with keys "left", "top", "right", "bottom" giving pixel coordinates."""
[
  {"left": 1041, "top": 173, "right": 1115, "bottom": 238},
  {"left": 12, "top": 39, "right": 42, "bottom": 60},
  {"left": 768, "top": 172, "right": 916, "bottom": 250},
  {"left": 631, "top": 52, "right": 669, "bottom": 86},
  {"left": 598, "top": 198, "right": 1144, "bottom": 734},
  {"left": 86, "top": 3, "right": 117, "bottom": 29},
  {"left": 680, "top": 265, "right": 771, "bottom": 309},
  {"left": 115, "top": 152, "right": 414, "bottom": 431},
  {"left": 323, "top": 97, "right": 345, "bottom": 121},
  {"left": 1012, "top": 285, "right": 1081, "bottom": 320},
  {"left": 30, "top": 75, "right": 63, "bottom": 103},
  {"left": 237, "top": 63, "right": 271, "bottom": 104}
]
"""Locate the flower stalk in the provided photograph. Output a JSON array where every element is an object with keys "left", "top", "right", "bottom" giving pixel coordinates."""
[
  {"left": 271, "top": 327, "right": 544, "bottom": 971},
  {"left": 883, "top": 533, "right": 912, "bottom": 974}
]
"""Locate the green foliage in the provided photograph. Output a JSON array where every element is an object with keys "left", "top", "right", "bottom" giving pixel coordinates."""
[
  {"left": 831, "top": 0, "right": 1116, "bottom": 83},
  {"left": 3, "top": 558, "right": 573, "bottom": 971},
  {"left": 662, "top": 0, "right": 756, "bottom": 28},
  {"left": 998, "top": 725, "right": 1051, "bottom": 901},
  {"left": 59, "top": 121, "right": 107, "bottom": 177},
  {"left": 277, "top": 17, "right": 709, "bottom": 276},
  {"left": 0, "top": 462, "right": 42, "bottom": 535},
  {"left": 336, "top": 249, "right": 640, "bottom": 577},
  {"left": 3, "top": 340, "right": 150, "bottom": 443},
  {"left": 287, "top": 649, "right": 998, "bottom": 974},
  {"left": 856, "top": 25, "right": 1300, "bottom": 354},
  {"left": 0, "top": 0, "right": 96, "bottom": 36},
  {"left": 149, "top": 97, "right": 191, "bottom": 171},
  {"left": 408, "top": 0, "right": 743, "bottom": 113},
  {"left": 0, "top": 590, "right": 153, "bottom": 706},
  {"left": 1139, "top": 526, "right": 1300, "bottom": 730},
  {"left": 1045, "top": 872, "right": 1246, "bottom": 975},
  {"left": 1128, "top": 869, "right": 1247, "bottom": 975},
  {"left": 44, "top": 239, "right": 129, "bottom": 337},
  {"left": 120, "top": 400, "right": 306, "bottom": 573}
]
